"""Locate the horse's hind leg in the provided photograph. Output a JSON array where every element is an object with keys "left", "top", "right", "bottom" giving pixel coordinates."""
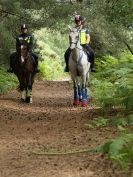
[
  {"left": 73, "top": 86, "right": 80, "bottom": 106},
  {"left": 17, "top": 75, "right": 26, "bottom": 102}
]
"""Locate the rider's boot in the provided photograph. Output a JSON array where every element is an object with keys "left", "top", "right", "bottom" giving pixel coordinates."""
[
  {"left": 32, "top": 56, "right": 40, "bottom": 73},
  {"left": 64, "top": 65, "right": 69, "bottom": 72}
]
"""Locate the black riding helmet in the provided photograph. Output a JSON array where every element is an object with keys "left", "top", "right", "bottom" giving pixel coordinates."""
[{"left": 21, "top": 24, "right": 28, "bottom": 30}]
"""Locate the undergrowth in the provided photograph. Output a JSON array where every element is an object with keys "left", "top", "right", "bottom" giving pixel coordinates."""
[
  {"left": 0, "top": 68, "right": 17, "bottom": 94},
  {"left": 34, "top": 28, "right": 68, "bottom": 80},
  {"left": 89, "top": 51, "right": 133, "bottom": 173}
]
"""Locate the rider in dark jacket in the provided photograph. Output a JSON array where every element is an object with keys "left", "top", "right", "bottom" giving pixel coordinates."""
[
  {"left": 64, "top": 15, "right": 95, "bottom": 72},
  {"left": 8, "top": 24, "right": 39, "bottom": 73}
]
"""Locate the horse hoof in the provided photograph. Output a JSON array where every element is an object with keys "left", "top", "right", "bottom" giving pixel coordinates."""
[
  {"left": 73, "top": 100, "right": 80, "bottom": 106},
  {"left": 82, "top": 101, "right": 87, "bottom": 107}
]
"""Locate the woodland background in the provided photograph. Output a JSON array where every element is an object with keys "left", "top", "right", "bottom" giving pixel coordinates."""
[{"left": 0, "top": 0, "right": 133, "bottom": 174}]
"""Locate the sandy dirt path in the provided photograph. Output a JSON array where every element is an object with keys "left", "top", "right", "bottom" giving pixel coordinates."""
[{"left": 0, "top": 80, "right": 129, "bottom": 177}]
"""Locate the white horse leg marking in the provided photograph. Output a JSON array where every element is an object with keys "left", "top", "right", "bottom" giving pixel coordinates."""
[
  {"left": 26, "top": 89, "right": 32, "bottom": 103},
  {"left": 21, "top": 90, "right": 26, "bottom": 101}
]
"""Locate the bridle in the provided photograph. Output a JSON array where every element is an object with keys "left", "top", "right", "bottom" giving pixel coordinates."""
[{"left": 69, "top": 34, "right": 83, "bottom": 51}]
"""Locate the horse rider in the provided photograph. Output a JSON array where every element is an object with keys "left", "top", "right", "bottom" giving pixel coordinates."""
[
  {"left": 64, "top": 15, "right": 95, "bottom": 72},
  {"left": 7, "top": 24, "right": 39, "bottom": 73}
]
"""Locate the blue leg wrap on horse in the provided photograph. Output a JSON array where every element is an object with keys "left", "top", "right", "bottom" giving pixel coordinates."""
[
  {"left": 85, "top": 88, "right": 88, "bottom": 99},
  {"left": 82, "top": 88, "right": 87, "bottom": 101},
  {"left": 74, "top": 87, "right": 79, "bottom": 100},
  {"left": 78, "top": 84, "right": 82, "bottom": 100}
]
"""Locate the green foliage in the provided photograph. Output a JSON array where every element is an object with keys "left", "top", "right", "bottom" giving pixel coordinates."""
[
  {"left": 91, "top": 51, "right": 133, "bottom": 172},
  {"left": 85, "top": 117, "right": 109, "bottom": 128},
  {"left": 39, "top": 59, "right": 65, "bottom": 80},
  {"left": 92, "top": 51, "right": 133, "bottom": 111},
  {"left": 111, "top": 117, "right": 128, "bottom": 127},
  {"left": 0, "top": 68, "right": 17, "bottom": 94},
  {"left": 105, "top": 0, "right": 133, "bottom": 26},
  {"left": 34, "top": 28, "right": 67, "bottom": 80},
  {"left": 96, "top": 133, "right": 133, "bottom": 169},
  {"left": 85, "top": 114, "right": 133, "bottom": 129},
  {"left": 0, "top": 0, "right": 132, "bottom": 64}
]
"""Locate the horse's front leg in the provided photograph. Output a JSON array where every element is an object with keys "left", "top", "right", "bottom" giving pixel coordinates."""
[
  {"left": 72, "top": 79, "right": 80, "bottom": 106},
  {"left": 26, "top": 89, "right": 32, "bottom": 103},
  {"left": 21, "top": 89, "right": 26, "bottom": 102},
  {"left": 77, "top": 82, "right": 82, "bottom": 101},
  {"left": 85, "top": 71, "right": 90, "bottom": 100},
  {"left": 26, "top": 74, "right": 33, "bottom": 103},
  {"left": 17, "top": 75, "right": 26, "bottom": 102}
]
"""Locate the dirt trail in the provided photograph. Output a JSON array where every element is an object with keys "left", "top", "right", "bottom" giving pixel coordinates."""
[{"left": 0, "top": 80, "right": 128, "bottom": 177}]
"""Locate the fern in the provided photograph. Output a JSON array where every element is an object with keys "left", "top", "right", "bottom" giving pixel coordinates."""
[
  {"left": 95, "top": 134, "right": 133, "bottom": 169},
  {"left": 0, "top": 68, "right": 17, "bottom": 94},
  {"left": 92, "top": 51, "right": 133, "bottom": 112}
]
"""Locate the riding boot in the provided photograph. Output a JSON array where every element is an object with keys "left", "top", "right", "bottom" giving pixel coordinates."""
[
  {"left": 90, "top": 56, "right": 96, "bottom": 72},
  {"left": 32, "top": 53, "right": 40, "bottom": 73},
  {"left": 64, "top": 65, "right": 69, "bottom": 72},
  {"left": 34, "top": 60, "right": 40, "bottom": 73},
  {"left": 34, "top": 63, "right": 40, "bottom": 73},
  {"left": 7, "top": 52, "right": 16, "bottom": 73},
  {"left": 86, "top": 45, "right": 96, "bottom": 72}
]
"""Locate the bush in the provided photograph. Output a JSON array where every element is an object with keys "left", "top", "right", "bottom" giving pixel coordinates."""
[
  {"left": 0, "top": 68, "right": 17, "bottom": 94},
  {"left": 91, "top": 51, "right": 133, "bottom": 111},
  {"left": 34, "top": 28, "right": 68, "bottom": 80}
]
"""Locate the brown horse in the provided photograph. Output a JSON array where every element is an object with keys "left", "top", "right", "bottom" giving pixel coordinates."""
[{"left": 14, "top": 44, "right": 36, "bottom": 103}]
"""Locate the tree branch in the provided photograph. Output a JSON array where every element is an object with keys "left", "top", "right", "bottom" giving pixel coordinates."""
[
  {"left": 0, "top": 8, "right": 21, "bottom": 18},
  {"left": 123, "top": 41, "right": 133, "bottom": 55}
]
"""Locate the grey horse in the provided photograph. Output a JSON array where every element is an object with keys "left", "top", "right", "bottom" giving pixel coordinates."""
[{"left": 68, "top": 27, "right": 90, "bottom": 107}]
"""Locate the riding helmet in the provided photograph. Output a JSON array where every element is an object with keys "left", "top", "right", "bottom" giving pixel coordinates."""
[
  {"left": 21, "top": 24, "right": 28, "bottom": 30},
  {"left": 74, "top": 15, "right": 84, "bottom": 23}
]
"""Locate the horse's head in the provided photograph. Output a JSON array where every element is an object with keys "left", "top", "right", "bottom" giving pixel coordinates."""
[
  {"left": 17, "top": 44, "right": 29, "bottom": 64},
  {"left": 69, "top": 27, "right": 81, "bottom": 50}
]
